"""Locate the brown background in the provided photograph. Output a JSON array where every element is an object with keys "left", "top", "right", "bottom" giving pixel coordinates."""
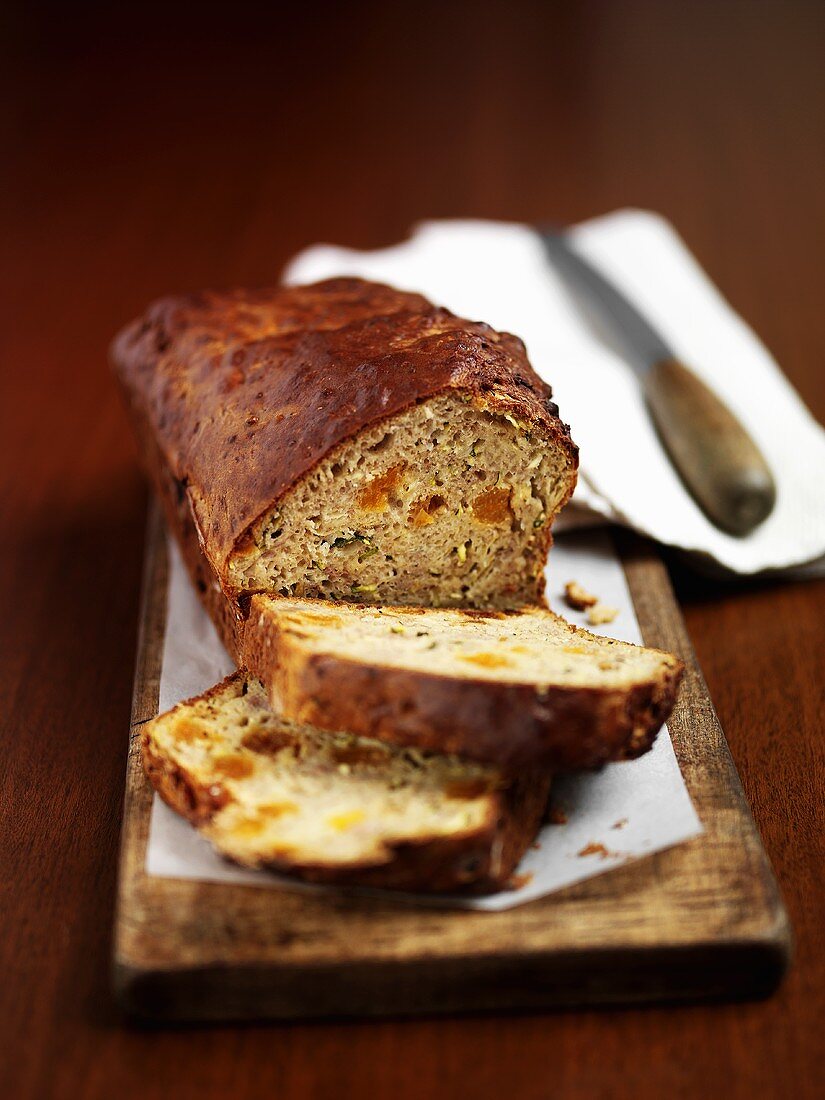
[{"left": 1, "top": 1, "right": 823, "bottom": 1097}]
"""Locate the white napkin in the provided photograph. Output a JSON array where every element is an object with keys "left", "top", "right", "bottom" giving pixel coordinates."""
[
  {"left": 146, "top": 531, "right": 702, "bottom": 910},
  {"left": 284, "top": 211, "right": 825, "bottom": 577}
]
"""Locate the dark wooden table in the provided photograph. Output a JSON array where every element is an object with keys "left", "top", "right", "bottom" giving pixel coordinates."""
[{"left": 2, "top": 2, "right": 823, "bottom": 1096}]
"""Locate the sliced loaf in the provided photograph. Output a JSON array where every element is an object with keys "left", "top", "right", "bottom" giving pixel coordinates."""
[
  {"left": 112, "top": 278, "right": 578, "bottom": 658},
  {"left": 243, "top": 599, "right": 685, "bottom": 770},
  {"left": 143, "top": 672, "right": 551, "bottom": 893}
]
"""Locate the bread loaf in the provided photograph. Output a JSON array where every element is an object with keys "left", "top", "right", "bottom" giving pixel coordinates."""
[
  {"left": 143, "top": 672, "right": 551, "bottom": 893},
  {"left": 112, "top": 278, "right": 578, "bottom": 657}
]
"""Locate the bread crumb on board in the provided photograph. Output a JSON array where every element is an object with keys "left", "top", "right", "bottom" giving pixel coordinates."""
[
  {"left": 578, "top": 842, "right": 620, "bottom": 860},
  {"left": 547, "top": 805, "right": 568, "bottom": 826},
  {"left": 587, "top": 603, "right": 619, "bottom": 626},
  {"left": 563, "top": 580, "right": 598, "bottom": 610},
  {"left": 563, "top": 581, "right": 619, "bottom": 626},
  {"left": 578, "top": 842, "right": 608, "bottom": 859},
  {"left": 508, "top": 871, "right": 534, "bottom": 890}
]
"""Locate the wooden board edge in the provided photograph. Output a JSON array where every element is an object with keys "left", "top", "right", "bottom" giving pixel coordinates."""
[
  {"left": 616, "top": 529, "right": 792, "bottom": 965},
  {"left": 114, "top": 934, "right": 788, "bottom": 1023},
  {"left": 112, "top": 502, "right": 166, "bottom": 986}
]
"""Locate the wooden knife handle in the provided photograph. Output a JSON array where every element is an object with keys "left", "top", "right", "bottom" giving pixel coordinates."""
[{"left": 644, "top": 358, "right": 776, "bottom": 536}]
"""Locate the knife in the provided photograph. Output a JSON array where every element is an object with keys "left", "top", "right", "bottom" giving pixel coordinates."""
[{"left": 539, "top": 228, "right": 776, "bottom": 536}]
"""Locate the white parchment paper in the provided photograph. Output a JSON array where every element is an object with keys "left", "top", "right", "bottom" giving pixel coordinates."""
[
  {"left": 285, "top": 212, "right": 825, "bottom": 577},
  {"left": 145, "top": 529, "right": 702, "bottom": 910}
]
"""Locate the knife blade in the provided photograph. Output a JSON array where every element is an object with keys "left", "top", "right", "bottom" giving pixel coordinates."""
[{"left": 538, "top": 228, "right": 776, "bottom": 537}]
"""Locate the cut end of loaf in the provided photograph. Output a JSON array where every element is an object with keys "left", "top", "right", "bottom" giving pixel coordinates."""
[{"left": 226, "top": 393, "right": 576, "bottom": 609}]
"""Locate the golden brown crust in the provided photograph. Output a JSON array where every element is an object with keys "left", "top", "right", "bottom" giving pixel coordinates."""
[
  {"left": 124, "top": 394, "right": 246, "bottom": 659},
  {"left": 243, "top": 602, "right": 685, "bottom": 770},
  {"left": 140, "top": 675, "right": 242, "bottom": 824},
  {"left": 112, "top": 277, "right": 578, "bottom": 615},
  {"left": 142, "top": 672, "right": 550, "bottom": 893}
]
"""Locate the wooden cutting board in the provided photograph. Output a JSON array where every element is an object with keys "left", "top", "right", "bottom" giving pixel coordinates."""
[{"left": 113, "top": 503, "right": 790, "bottom": 1022}]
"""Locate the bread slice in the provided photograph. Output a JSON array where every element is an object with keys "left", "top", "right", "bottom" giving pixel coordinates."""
[
  {"left": 143, "top": 672, "right": 551, "bottom": 893},
  {"left": 243, "top": 599, "right": 685, "bottom": 770}
]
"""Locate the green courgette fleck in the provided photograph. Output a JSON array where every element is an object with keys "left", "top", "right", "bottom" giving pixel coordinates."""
[{"left": 333, "top": 532, "right": 371, "bottom": 549}]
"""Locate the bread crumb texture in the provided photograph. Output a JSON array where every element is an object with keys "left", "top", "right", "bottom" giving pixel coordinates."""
[
  {"left": 227, "top": 395, "right": 572, "bottom": 610},
  {"left": 258, "top": 599, "right": 670, "bottom": 690}
]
